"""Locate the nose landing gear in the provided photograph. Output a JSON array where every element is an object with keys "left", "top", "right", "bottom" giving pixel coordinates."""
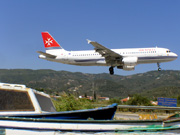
[
  {"left": 109, "top": 66, "right": 114, "bottom": 75},
  {"left": 157, "top": 63, "right": 161, "bottom": 71}
]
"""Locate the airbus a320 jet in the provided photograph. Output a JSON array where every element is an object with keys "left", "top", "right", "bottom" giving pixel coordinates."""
[{"left": 37, "top": 32, "right": 178, "bottom": 75}]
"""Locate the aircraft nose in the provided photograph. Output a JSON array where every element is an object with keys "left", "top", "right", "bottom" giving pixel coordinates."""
[{"left": 172, "top": 52, "right": 178, "bottom": 59}]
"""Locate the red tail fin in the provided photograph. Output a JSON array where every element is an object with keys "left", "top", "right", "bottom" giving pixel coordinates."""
[{"left": 41, "top": 32, "right": 61, "bottom": 48}]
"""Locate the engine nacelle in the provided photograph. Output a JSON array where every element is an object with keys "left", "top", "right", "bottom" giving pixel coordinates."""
[
  {"left": 123, "top": 65, "right": 135, "bottom": 71},
  {"left": 117, "top": 65, "right": 135, "bottom": 71},
  {"left": 122, "top": 57, "right": 138, "bottom": 65},
  {"left": 117, "top": 57, "right": 137, "bottom": 71}
]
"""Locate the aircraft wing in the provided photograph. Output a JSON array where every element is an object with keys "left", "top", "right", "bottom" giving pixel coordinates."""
[
  {"left": 87, "top": 40, "right": 123, "bottom": 63},
  {"left": 37, "top": 51, "right": 56, "bottom": 59}
]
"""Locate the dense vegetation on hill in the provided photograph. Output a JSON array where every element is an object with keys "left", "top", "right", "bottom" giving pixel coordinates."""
[{"left": 0, "top": 69, "right": 180, "bottom": 99}]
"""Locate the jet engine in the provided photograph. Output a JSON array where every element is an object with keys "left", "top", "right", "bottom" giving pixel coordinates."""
[
  {"left": 117, "top": 65, "right": 135, "bottom": 71},
  {"left": 117, "top": 57, "right": 137, "bottom": 71},
  {"left": 122, "top": 57, "right": 138, "bottom": 64},
  {"left": 122, "top": 65, "right": 135, "bottom": 71}
]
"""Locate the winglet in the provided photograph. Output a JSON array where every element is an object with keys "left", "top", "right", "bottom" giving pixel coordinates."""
[{"left": 86, "top": 39, "right": 92, "bottom": 44}]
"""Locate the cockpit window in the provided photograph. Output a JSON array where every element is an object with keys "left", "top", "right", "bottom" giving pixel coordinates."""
[{"left": 166, "top": 50, "right": 171, "bottom": 53}]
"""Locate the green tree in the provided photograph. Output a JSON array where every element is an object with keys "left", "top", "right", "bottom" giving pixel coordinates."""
[
  {"left": 108, "top": 98, "right": 122, "bottom": 104},
  {"left": 126, "top": 94, "right": 152, "bottom": 106},
  {"left": 53, "top": 92, "right": 94, "bottom": 111}
]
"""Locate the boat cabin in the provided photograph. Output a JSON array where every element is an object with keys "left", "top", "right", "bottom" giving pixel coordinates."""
[{"left": 0, "top": 83, "right": 56, "bottom": 115}]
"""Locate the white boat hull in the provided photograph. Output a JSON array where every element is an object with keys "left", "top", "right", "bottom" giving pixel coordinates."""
[{"left": 0, "top": 117, "right": 163, "bottom": 132}]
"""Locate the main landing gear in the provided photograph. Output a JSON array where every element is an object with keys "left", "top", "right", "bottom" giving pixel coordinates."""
[
  {"left": 109, "top": 66, "right": 114, "bottom": 75},
  {"left": 157, "top": 63, "right": 161, "bottom": 71}
]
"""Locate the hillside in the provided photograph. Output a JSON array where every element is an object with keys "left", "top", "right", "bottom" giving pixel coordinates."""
[{"left": 0, "top": 69, "right": 180, "bottom": 98}]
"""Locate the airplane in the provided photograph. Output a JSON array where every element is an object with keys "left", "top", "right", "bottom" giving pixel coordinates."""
[{"left": 37, "top": 32, "right": 178, "bottom": 75}]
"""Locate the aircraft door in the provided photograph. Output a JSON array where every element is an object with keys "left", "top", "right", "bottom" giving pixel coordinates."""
[
  {"left": 157, "top": 49, "right": 163, "bottom": 56},
  {"left": 63, "top": 51, "right": 72, "bottom": 63},
  {"left": 59, "top": 51, "right": 68, "bottom": 62}
]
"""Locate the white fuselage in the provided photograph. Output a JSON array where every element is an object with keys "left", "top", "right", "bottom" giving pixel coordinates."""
[{"left": 39, "top": 47, "right": 178, "bottom": 67}]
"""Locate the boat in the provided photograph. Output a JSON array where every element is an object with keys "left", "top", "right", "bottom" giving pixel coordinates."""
[
  {"left": 7, "top": 104, "right": 117, "bottom": 120},
  {"left": 0, "top": 116, "right": 180, "bottom": 133},
  {"left": 1, "top": 82, "right": 180, "bottom": 133},
  {"left": 0, "top": 83, "right": 117, "bottom": 120}
]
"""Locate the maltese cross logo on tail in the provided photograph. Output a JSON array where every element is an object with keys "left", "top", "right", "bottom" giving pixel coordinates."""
[
  {"left": 45, "top": 38, "right": 53, "bottom": 46},
  {"left": 41, "top": 32, "right": 61, "bottom": 48}
]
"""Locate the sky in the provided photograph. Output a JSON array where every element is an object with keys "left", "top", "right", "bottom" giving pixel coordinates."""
[{"left": 0, "top": 0, "right": 179, "bottom": 75}]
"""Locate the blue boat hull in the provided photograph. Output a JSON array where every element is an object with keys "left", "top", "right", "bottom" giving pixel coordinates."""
[{"left": 7, "top": 103, "right": 117, "bottom": 120}]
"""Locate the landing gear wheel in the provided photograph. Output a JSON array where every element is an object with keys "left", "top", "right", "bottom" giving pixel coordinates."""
[
  {"left": 157, "top": 63, "right": 161, "bottom": 71},
  {"left": 109, "top": 67, "right": 114, "bottom": 75},
  {"left": 158, "top": 68, "right": 161, "bottom": 71}
]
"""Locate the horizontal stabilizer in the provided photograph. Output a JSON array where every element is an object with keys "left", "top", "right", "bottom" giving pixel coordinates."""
[{"left": 37, "top": 51, "right": 56, "bottom": 59}]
